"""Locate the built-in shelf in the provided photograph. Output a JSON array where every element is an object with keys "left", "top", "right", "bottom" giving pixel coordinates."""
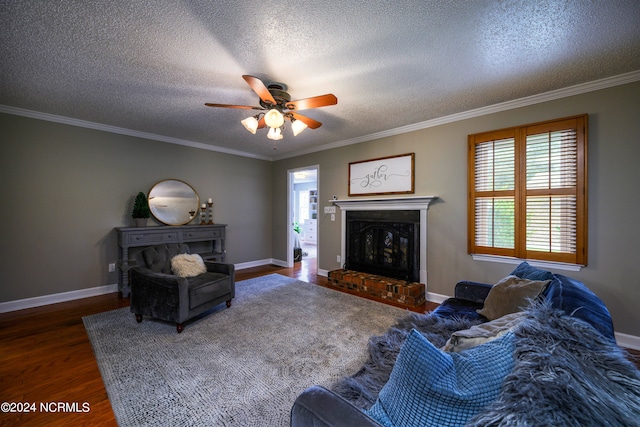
[{"left": 309, "top": 190, "right": 318, "bottom": 220}]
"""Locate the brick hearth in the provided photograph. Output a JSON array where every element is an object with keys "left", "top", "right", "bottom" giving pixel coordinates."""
[{"left": 327, "top": 269, "right": 425, "bottom": 309}]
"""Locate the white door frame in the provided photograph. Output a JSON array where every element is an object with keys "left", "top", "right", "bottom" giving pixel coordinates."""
[{"left": 287, "top": 165, "right": 319, "bottom": 267}]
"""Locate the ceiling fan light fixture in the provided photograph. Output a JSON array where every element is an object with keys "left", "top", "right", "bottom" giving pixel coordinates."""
[
  {"left": 206, "top": 75, "right": 338, "bottom": 147},
  {"left": 267, "top": 127, "right": 283, "bottom": 140},
  {"left": 264, "top": 109, "right": 284, "bottom": 128},
  {"left": 291, "top": 119, "right": 308, "bottom": 136},
  {"left": 241, "top": 116, "right": 259, "bottom": 134}
]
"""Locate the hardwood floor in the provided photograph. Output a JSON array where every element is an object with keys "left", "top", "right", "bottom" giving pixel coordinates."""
[
  {"left": 1, "top": 260, "right": 638, "bottom": 426},
  {"left": 0, "top": 261, "right": 331, "bottom": 426}
]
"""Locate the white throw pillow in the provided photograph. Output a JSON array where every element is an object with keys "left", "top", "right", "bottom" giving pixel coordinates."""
[{"left": 171, "top": 253, "right": 206, "bottom": 278}]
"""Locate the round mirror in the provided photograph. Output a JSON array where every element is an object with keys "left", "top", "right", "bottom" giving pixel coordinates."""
[{"left": 148, "top": 179, "right": 200, "bottom": 226}]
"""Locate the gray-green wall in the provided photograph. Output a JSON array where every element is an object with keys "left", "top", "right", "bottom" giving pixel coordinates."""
[
  {"left": 0, "top": 113, "right": 273, "bottom": 303},
  {"left": 2, "top": 81, "right": 638, "bottom": 337},
  {"left": 272, "top": 81, "right": 640, "bottom": 337}
]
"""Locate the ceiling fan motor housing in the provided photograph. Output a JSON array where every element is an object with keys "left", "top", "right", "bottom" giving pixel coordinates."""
[{"left": 260, "top": 84, "right": 291, "bottom": 110}]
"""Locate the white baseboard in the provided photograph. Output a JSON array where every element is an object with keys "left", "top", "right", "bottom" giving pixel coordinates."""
[
  {"left": 234, "top": 259, "right": 279, "bottom": 270},
  {"left": 426, "top": 292, "right": 450, "bottom": 305},
  {"left": 616, "top": 332, "right": 640, "bottom": 351},
  {"left": 0, "top": 258, "right": 285, "bottom": 312},
  {"left": 270, "top": 259, "right": 288, "bottom": 268},
  {"left": 0, "top": 284, "right": 118, "bottom": 313},
  {"left": 234, "top": 258, "right": 296, "bottom": 269},
  {"left": 0, "top": 258, "right": 287, "bottom": 313}
]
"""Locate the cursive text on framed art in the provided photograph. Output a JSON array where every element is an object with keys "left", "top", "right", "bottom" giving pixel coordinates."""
[{"left": 348, "top": 153, "right": 415, "bottom": 196}]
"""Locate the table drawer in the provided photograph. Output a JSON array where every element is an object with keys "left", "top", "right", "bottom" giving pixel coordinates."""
[
  {"left": 183, "top": 228, "right": 222, "bottom": 241},
  {"left": 127, "top": 232, "right": 178, "bottom": 244}
]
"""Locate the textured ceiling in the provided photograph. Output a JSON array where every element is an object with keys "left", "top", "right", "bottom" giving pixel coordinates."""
[{"left": 1, "top": 1, "right": 639, "bottom": 160}]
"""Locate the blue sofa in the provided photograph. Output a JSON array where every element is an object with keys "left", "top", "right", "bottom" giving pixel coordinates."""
[
  {"left": 290, "top": 262, "right": 617, "bottom": 427},
  {"left": 432, "top": 261, "right": 615, "bottom": 341}
]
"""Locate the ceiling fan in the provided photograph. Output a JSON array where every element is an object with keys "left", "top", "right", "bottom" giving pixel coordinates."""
[{"left": 205, "top": 75, "right": 337, "bottom": 144}]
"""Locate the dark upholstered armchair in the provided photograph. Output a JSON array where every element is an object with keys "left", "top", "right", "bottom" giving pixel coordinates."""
[{"left": 130, "top": 243, "right": 235, "bottom": 333}]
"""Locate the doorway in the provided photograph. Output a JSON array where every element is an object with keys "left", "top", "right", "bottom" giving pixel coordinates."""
[{"left": 288, "top": 166, "right": 318, "bottom": 268}]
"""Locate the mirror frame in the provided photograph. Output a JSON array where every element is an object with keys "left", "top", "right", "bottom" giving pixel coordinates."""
[{"left": 147, "top": 179, "right": 200, "bottom": 226}]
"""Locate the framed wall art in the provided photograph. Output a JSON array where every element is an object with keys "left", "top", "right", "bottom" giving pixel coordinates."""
[{"left": 348, "top": 153, "right": 415, "bottom": 196}]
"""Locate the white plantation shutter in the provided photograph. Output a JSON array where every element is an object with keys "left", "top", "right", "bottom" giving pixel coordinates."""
[
  {"left": 526, "top": 196, "right": 576, "bottom": 253},
  {"left": 525, "top": 129, "right": 578, "bottom": 256},
  {"left": 473, "top": 138, "right": 515, "bottom": 251},
  {"left": 469, "top": 115, "right": 587, "bottom": 265},
  {"left": 474, "top": 138, "right": 515, "bottom": 192},
  {"left": 474, "top": 197, "right": 515, "bottom": 249}
]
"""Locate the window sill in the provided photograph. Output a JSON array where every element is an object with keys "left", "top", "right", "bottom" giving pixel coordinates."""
[{"left": 471, "top": 254, "right": 583, "bottom": 272}]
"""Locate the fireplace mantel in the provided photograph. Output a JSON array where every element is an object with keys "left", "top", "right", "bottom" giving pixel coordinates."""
[
  {"left": 332, "top": 196, "right": 437, "bottom": 211},
  {"left": 332, "top": 196, "right": 437, "bottom": 285}
]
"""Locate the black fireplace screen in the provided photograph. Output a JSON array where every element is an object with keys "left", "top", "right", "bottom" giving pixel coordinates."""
[{"left": 345, "top": 210, "right": 420, "bottom": 282}]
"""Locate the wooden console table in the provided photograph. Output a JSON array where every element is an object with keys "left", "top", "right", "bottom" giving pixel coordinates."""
[{"left": 116, "top": 224, "right": 227, "bottom": 297}]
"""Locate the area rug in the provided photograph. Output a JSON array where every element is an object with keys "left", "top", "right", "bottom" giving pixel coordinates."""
[{"left": 83, "top": 274, "right": 407, "bottom": 426}]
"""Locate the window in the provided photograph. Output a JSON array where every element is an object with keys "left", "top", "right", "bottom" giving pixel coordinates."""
[{"left": 468, "top": 115, "right": 587, "bottom": 265}]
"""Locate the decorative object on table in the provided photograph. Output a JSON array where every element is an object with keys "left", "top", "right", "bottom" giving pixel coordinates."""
[
  {"left": 132, "top": 191, "right": 151, "bottom": 227},
  {"left": 200, "top": 203, "right": 207, "bottom": 225},
  {"left": 207, "top": 198, "right": 214, "bottom": 224},
  {"left": 148, "top": 179, "right": 200, "bottom": 226},
  {"left": 349, "top": 153, "right": 415, "bottom": 196}
]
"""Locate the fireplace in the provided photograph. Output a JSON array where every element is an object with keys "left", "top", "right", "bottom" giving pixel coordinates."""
[
  {"left": 333, "top": 196, "right": 436, "bottom": 285},
  {"left": 328, "top": 196, "right": 437, "bottom": 309},
  {"left": 345, "top": 210, "right": 420, "bottom": 282}
]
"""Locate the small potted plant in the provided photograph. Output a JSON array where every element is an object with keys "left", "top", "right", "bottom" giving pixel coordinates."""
[{"left": 132, "top": 192, "right": 151, "bottom": 227}]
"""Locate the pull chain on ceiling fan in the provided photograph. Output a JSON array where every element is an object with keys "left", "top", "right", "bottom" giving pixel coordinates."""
[{"left": 205, "top": 75, "right": 337, "bottom": 148}]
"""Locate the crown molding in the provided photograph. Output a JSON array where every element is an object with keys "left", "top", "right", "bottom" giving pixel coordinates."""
[
  {"left": 0, "top": 105, "right": 273, "bottom": 161},
  {"left": 2, "top": 70, "right": 639, "bottom": 162},
  {"left": 273, "top": 69, "right": 640, "bottom": 160}
]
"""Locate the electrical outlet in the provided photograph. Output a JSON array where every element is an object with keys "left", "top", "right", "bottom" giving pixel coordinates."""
[
  {"left": 337, "top": 255, "right": 341, "bottom": 263},
  {"left": 108, "top": 263, "right": 116, "bottom": 272}
]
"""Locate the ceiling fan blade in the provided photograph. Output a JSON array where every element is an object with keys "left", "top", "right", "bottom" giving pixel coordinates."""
[
  {"left": 286, "top": 94, "right": 337, "bottom": 111},
  {"left": 290, "top": 112, "right": 322, "bottom": 129},
  {"left": 257, "top": 116, "right": 266, "bottom": 129},
  {"left": 205, "top": 103, "right": 263, "bottom": 110},
  {"left": 242, "top": 75, "right": 277, "bottom": 106}
]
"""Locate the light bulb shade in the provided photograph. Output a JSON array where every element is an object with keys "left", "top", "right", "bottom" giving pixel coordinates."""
[
  {"left": 264, "top": 109, "right": 284, "bottom": 128},
  {"left": 240, "top": 116, "right": 259, "bottom": 134},
  {"left": 267, "top": 127, "right": 283, "bottom": 140},
  {"left": 291, "top": 119, "right": 308, "bottom": 136}
]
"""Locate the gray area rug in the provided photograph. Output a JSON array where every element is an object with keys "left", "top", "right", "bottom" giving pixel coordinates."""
[{"left": 83, "top": 274, "right": 407, "bottom": 426}]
